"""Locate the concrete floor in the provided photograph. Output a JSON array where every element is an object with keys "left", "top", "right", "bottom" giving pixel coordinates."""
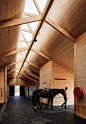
[{"left": 0, "top": 96, "right": 86, "bottom": 124}]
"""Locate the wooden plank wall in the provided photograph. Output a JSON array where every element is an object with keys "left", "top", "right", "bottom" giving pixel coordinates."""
[
  {"left": 8, "top": 78, "right": 32, "bottom": 87},
  {"left": 40, "top": 61, "right": 51, "bottom": 103},
  {"left": 0, "top": 68, "right": 5, "bottom": 103},
  {"left": 52, "top": 60, "right": 74, "bottom": 106},
  {"left": 5, "top": 66, "right": 7, "bottom": 102},
  {"left": 40, "top": 60, "right": 74, "bottom": 105},
  {"left": 74, "top": 32, "right": 86, "bottom": 119}
]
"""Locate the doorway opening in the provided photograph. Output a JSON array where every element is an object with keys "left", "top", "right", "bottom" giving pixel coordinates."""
[{"left": 15, "top": 85, "right": 20, "bottom": 96}]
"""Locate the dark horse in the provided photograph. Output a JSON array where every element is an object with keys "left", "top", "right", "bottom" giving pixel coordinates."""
[{"left": 32, "top": 88, "right": 66, "bottom": 110}]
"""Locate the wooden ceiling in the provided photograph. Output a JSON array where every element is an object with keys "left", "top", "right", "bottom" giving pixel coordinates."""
[{"left": 0, "top": 0, "right": 86, "bottom": 86}]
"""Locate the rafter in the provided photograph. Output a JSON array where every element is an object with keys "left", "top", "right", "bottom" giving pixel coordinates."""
[
  {"left": 24, "top": 12, "right": 35, "bottom": 17},
  {"left": 20, "top": 40, "right": 31, "bottom": 43},
  {"left": 21, "top": 29, "right": 35, "bottom": 34},
  {"left": 19, "top": 75, "right": 37, "bottom": 85},
  {"left": 23, "top": 69, "right": 39, "bottom": 80},
  {"left": 45, "top": 17, "right": 76, "bottom": 42},
  {"left": 20, "top": 73, "right": 38, "bottom": 84},
  {"left": 7, "top": 60, "right": 23, "bottom": 67},
  {"left": 75, "top": 31, "right": 86, "bottom": 42},
  {"left": 23, "top": 68, "right": 39, "bottom": 77},
  {"left": 7, "top": 71, "right": 15, "bottom": 75},
  {"left": 19, "top": 41, "right": 26, "bottom": 54},
  {"left": 26, "top": 60, "right": 40, "bottom": 69},
  {"left": 31, "top": 48, "right": 51, "bottom": 60},
  {"left": 0, "top": 47, "right": 28, "bottom": 59},
  {"left": 8, "top": 68, "right": 20, "bottom": 74},
  {"left": 0, "top": 15, "right": 42, "bottom": 28},
  {"left": 27, "top": 23, "right": 35, "bottom": 37},
  {"left": 19, "top": 52, "right": 23, "bottom": 59},
  {"left": 24, "top": 71, "right": 39, "bottom": 81},
  {"left": 17, "top": 54, "right": 21, "bottom": 59},
  {"left": 21, "top": 32, "right": 29, "bottom": 46},
  {"left": 17, "top": 0, "right": 54, "bottom": 77},
  {"left": 33, "top": 0, "right": 41, "bottom": 14},
  {"left": 8, "top": 73, "right": 16, "bottom": 78},
  {"left": 8, "top": 76, "right": 15, "bottom": 80}
]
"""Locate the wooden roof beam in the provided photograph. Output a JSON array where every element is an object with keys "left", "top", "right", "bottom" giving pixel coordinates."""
[
  {"left": 20, "top": 73, "right": 38, "bottom": 84},
  {"left": 31, "top": 48, "right": 51, "bottom": 60},
  {"left": 23, "top": 68, "right": 39, "bottom": 77},
  {"left": 20, "top": 40, "right": 31, "bottom": 43},
  {"left": 8, "top": 68, "right": 20, "bottom": 74},
  {"left": 7, "top": 60, "right": 23, "bottom": 67},
  {"left": 17, "top": 0, "right": 54, "bottom": 77},
  {"left": 21, "top": 29, "right": 35, "bottom": 34},
  {"left": 21, "top": 32, "right": 29, "bottom": 46},
  {"left": 24, "top": 71, "right": 39, "bottom": 81},
  {"left": 0, "top": 15, "right": 42, "bottom": 28},
  {"left": 8, "top": 76, "right": 15, "bottom": 80},
  {"left": 23, "top": 69, "right": 39, "bottom": 80},
  {"left": 33, "top": 0, "right": 41, "bottom": 14},
  {"left": 27, "top": 23, "right": 35, "bottom": 37},
  {"left": 0, "top": 47, "right": 28, "bottom": 59},
  {"left": 7, "top": 71, "right": 15, "bottom": 76},
  {"left": 26, "top": 60, "right": 40, "bottom": 69},
  {"left": 8, "top": 73, "right": 15, "bottom": 78},
  {"left": 45, "top": 17, "right": 76, "bottom": 42},
  {"left": 75, "top": 31, "right": 86, "bottom": 42},
  {"left": 24, "top": 12, "right": 35, "bottom": 17},
  {"left": 19, "top": 75, "right": 37, "bottom": 85}
]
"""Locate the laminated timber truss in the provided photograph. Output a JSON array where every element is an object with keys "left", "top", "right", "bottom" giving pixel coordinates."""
[{"left": 1, "top": 0, "right": 84, "bottom": 85}]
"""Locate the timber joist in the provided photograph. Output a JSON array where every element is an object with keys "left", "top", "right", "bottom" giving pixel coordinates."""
[
  {"left": 17, "top": 0, "right": 55, "bottom": 77},
  {"left": 1, "top": 0, "right": 85, "bottom": 83}
]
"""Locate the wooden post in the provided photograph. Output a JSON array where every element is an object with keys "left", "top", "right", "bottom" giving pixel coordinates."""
[
  {"left": 4, "top": 65, "right": 7, "bottom": 103},
  {"left": 74, "top": 43, "right": 77, "bottom": 115},
  {"left": 51, "top": 60, "right": 54, "bottom": 89}
]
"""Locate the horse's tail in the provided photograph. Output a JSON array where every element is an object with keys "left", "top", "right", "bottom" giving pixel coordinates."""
[{"left": 32, "top": 91, "right": 36, "bottom": 106}]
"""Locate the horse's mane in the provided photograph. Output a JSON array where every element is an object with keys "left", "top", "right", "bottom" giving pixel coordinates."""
[{"left": 51, "top": 88, "right": 65, "bottom": 95}]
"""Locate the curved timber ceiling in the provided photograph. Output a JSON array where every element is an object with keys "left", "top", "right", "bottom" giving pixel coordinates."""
[
  {"left": 0, "top": 0, "right": 86, "bottom": 85},
  {"left": 0, "top": 0, "right": 25, "bottom": 67}
]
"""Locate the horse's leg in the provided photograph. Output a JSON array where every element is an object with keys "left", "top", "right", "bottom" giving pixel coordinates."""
[
  {"left": 34, "top": 99, "right": 37, "bottom": 110},
  {"left": 37, "top": 97, "right": 42, "bottom": 110},
  {"left": 45, "top": 98, "right": 50, "bottom": 111},
  {"left": 51, "top": 98, "right": 53, "bottom": 110}
]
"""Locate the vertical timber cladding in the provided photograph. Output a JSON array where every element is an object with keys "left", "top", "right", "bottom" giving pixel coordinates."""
[
  {"left": 8, "top": 78, "right": 32, "bottom": 87},
  {"left": 74, "top": 32, "right": 86, "bottom": 119},
  {"left": 40, "top": 61, "right": 51, "bottom": 104},
  {"left": 40, "top": 60, "right": 74, "bottom": 105},
  {"left": 5, "top": 66, "right": 7, "bottom": 102},
  {"left": 0, "top": 68, "right": 5, "bottom": 103},
  {"left": 52, "top": 60, "right": 74, "bottom": 106}
]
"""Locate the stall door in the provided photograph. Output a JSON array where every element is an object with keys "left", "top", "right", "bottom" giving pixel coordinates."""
[
  {"left": 28, "top": 87, "right": 29, "bottom": 97},
  {"left": 9, "top": 86, "right": 14, "bottom": 96},
  {"left": 20, "top": 86, "right": 24, "bottom": 96}
]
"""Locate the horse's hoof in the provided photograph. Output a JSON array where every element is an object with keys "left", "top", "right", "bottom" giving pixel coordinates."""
[{"left": 34, "top": 107, "right": 37, "bottom": 110}]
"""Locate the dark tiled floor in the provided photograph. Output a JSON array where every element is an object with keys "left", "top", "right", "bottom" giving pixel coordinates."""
[
  {"left": 0, "top": 104, "right": 4, "bottom": 112},
  {"left": 0, "top": 96, "right": 86, "bottom": 124}
]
